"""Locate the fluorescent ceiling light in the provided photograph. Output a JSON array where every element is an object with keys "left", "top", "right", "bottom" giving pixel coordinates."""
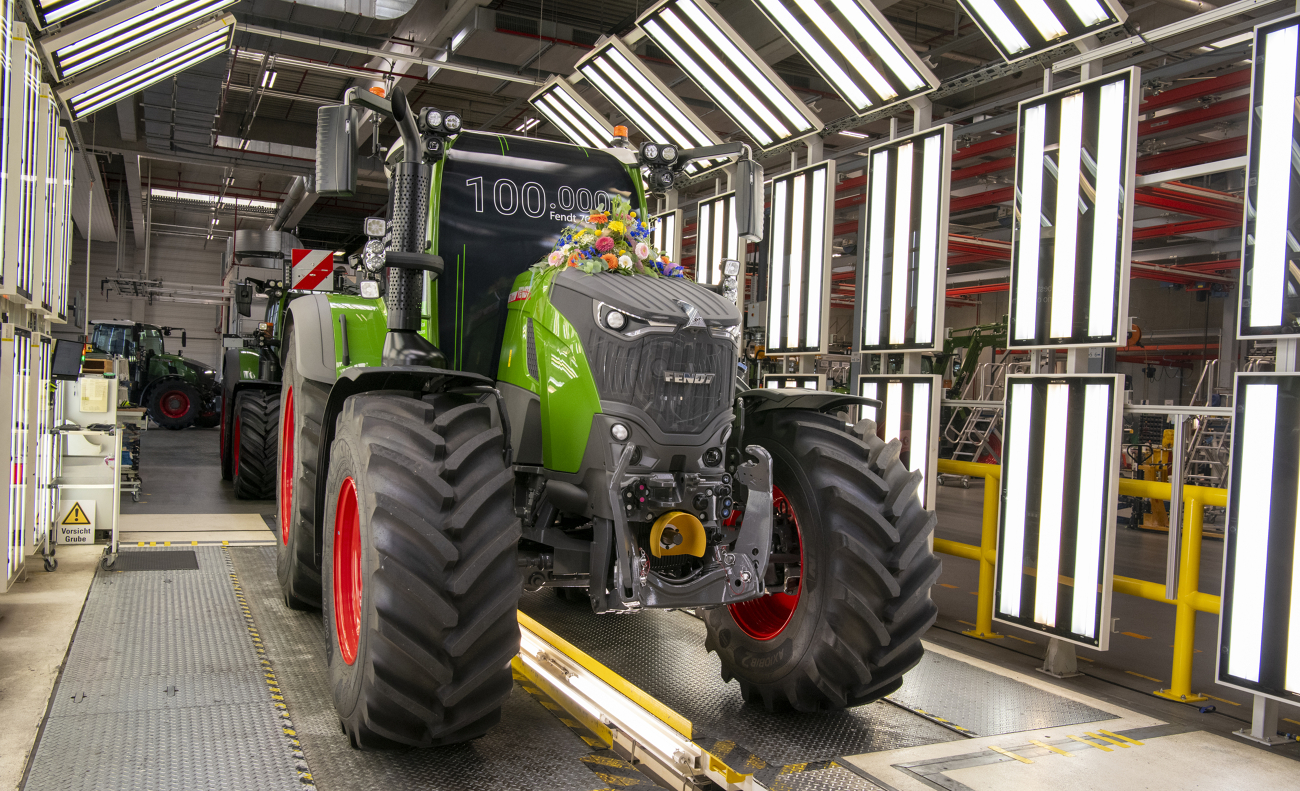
[
  {"left": 261, "top": 70, "right": 277, "bottom": 89},
  {"left": 23, "top": 0, "right": 115, "bottom": 28},
  {"left": 840, "top": 131, "right": 869, "bottom": 138},
  {"left": 515, "top": 117, "right": 540, "bottom": 133},
  {"left": 41, "top": 0, "right": 238, "bottom": 81},
  {"left": 637, "top": 0, "right": 822, "bottom": 150},
  {"left": 955, "top": 0, "right": 1125, "bottom": 63},
  {"left": 861, "top": 126, "right": 951, "bottom": 352},
  {"left": 751, "top": 0, "right": 936, "bottom": 115},
  {"left": 528, "top": 77, "right": 614, "bottom": 150},
  {"left": 57, "top": 15, "right": 235, "bottom": 120},
  {"left": 150, "top": 187, "right": 277, "bottom": 210},
  {"left": 765, "top": 162, "right": 833, "bottom": 353}
]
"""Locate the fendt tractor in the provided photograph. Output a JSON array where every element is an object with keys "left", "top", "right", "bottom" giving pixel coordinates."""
[
  {"left": 86, "top": 319, "right": 221, "bottom": 429},
  {"left": 274, "top": 86, "right": 940, "bottom": 750}
]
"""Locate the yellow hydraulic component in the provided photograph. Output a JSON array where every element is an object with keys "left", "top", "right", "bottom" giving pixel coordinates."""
[{"left": 650, "top": 511, "right": 706, "bottom": 558}]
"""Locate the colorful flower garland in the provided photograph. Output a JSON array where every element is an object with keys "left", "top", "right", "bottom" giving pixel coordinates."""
[{"left": 533, "top": 195, "right": 686, "bottom": 278}]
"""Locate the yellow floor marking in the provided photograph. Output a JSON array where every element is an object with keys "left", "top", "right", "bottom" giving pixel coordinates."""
[
  {"left": 937, "top": 583, "right": 959, "bottom": 589},
  {"left": 1086, "top": 732, "right": 1130, "bottom": 748},
  {"left": 191, "top": 541, "right": 198, "bottom": 545},
  {"left": 1067, "top": 735, "right": 1111, "bottom": 752},
  {"left": 1120, "top": 631, "right": 1151, "bottom": 640},
  {"left": 987, "top": 746, "right": 1033, "bottom": 764},
  {"left": 1098, "top": 730, "right": 1143, "bottom": 746},
  {"left": 1006, "top": 635, "right": 1037, "bottom": 645},
  {"left": 957, "top": 620, "right": 976, "bottom": 627},
  {"left": 1029, "top": 739, "right": 1074, "bottom": 757},
  {"left": 1201, "top": 694, "right": 1241, "bottom": 706},
  {"left": 969, "top": 591, "right": 980, "bottom": 595},
  {"left": 1076, "top": 656, "right": 1094, "bottom": 662},
  {"left": 1125, "top": 670, "right": 1163, "bottom": 683},
  {"left": 163, "top": 541, "right": 171, "bottom": 546},
  {"left": 1284, "top": 718, "right": 1300, "bottom": 727}
]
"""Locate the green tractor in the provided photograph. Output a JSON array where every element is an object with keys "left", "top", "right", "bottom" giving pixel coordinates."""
[
  {"left": 87, "top": 319, "right": 220, "bottom": 429},
  {"left": 275, "top": 87, "right": 940, "bottom": 749}
]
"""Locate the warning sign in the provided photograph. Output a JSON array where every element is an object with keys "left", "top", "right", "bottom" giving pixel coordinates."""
[
  {"left": 57, "top": 500, "right": 95, "bottom": 544},
  {"left": 290, "top": 249, "right": 336, "bottom": 292}
]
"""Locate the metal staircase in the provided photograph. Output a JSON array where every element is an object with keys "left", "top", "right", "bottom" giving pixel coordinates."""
[{"left": 939, "top": 362, "right": 1028, "bottom": 488}]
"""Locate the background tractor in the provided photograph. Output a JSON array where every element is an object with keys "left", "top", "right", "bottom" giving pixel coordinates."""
[
  {"left": 87, "top": 319, "right": 220, "bottom": 429},
  {"left": 274, "top": 87, "right": 940, "bottom": 749}
]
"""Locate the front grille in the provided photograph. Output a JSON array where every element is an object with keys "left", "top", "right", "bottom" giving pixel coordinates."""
[{"left": 585, "top": 327, "right": 734, "bottom": 435}]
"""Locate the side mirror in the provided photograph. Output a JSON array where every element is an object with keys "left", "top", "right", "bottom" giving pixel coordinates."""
[
  {"left": 181, "top": 331, "right": 187, "bottom": 348},
  {"left": 317, "top": 104, "right": 358, "bottom": 197},
  {"left": 236, "top": 283, "right": 253, "bottom": 317},
  {"left": 734, "top": 158, "right": 764, "bottom": 243}
]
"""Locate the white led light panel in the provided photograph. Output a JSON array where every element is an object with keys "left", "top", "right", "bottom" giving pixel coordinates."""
[
  {"left": 956, "top": 0, "right": 1126, "bottom": 64},
  {"left": 763, "top": 374, "right": 824, "bottom": 390},
  {"left": 651, "top": 209, "right": 681, "bottom": 265},
  {"left": 1218, "top": 373, "right": 1300, "bottom": 705},
  {"left": 3, "top": 26, "right": 40, "bottom": 304},
  {"left": 765, "top": 161, "right": 834, "bottom": 354},
  {"left": 52, "top": 130, "right": 71, "bottom": 323},
  {"left": 637, "top": 0, "right": 822, "bottom": 150},
  {"left": 528, "top": 77, "right": 615, "bottom": 151},
  {"left": 23, "top": 0, "right": 115, "bottom": 29},
  {"left": 994, "top": 373, "right": 1122, "bottom": 649},
  {"left": 1008, "top": 68, "right": 1137, "bottom": 349},
  {"left": 694, "top": 193, "right": 739, "bottom": 288},
  {"left": 34, "top": 88, "right": 56, "bottom": 315},
  {"left": 1, "top": 324, "right": 31, "bottom": 591},
  {"left": 860, "top": 125, "right": 951, "bottom": 352},
  {"left": 750, "top": 0, "right": 937, "bottom": 114},
  {"left": 857, "top": 374, "right": 940, "bottom": 507},
  {"left": 28, "top": 334, "right": 53, "bottom": 552},
  {"left": 1239, "top": 16, "right": 1300, "bottom": 339}
]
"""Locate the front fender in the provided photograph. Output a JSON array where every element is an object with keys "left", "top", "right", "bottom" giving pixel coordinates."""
[{"left": 285, "top": 293, "right": 388, "bottom": 384}]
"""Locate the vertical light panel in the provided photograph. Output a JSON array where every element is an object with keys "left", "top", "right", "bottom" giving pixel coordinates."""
[
  {"left": 857, "top": 374, "right": 940, "bottom": 507},
  {"left": 52, "top": 129, "right": 71, "bottom": 323},
  {"left": 859, "top": 125, "right": 951, "bottom": 353},
  {"left": 2, "top": 26, "right": 39, "bottom": 304},
  {"left": 1217, "top": 373, "right": 1300, "bottom": 705},
  {"left": 528, "top": 76, "right": 616, "bottom": 150},
  {"left": 1239, "top": 17, "right": 1300, "bottom": 339},
  {"left": 1, "top": 324, "right": 30, "bottom": 591},
  {"left": 34, "top": 88, "right": 55, "bottom": 315},
  {"left": 955, "top": 0, "right": 1125, "bottom": 63},
  {"left": 694, "top": 193, "right": 739, "bottom": 288},
  {"left": 1008, "top": 69, "right": 1137, "bottom": 349},
  {"left": 651, "top": 209, "right": 681, "bottom": 265},
  {"left": 765, "top": 161, "right": 834, "bottom": 354},
  {"left": 994, "top": 374, "right": 1122, "bottom": 648},
  {"left": 28, "top": 334, "right": 51, "bottom": 552}
]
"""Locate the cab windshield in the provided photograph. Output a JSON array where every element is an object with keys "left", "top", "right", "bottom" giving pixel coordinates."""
[{"left": 138, "top": 328, "right": 165, "bottom": 356}]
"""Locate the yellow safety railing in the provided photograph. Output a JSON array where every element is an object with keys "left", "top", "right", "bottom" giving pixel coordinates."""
[{"left": 933, "top": 459, "right": 1223, "bottom": 703}]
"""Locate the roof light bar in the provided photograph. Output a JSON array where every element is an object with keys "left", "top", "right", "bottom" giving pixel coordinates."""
[
  {"left": 857, "top": 375, "right": 940, "bottom": 507},
  {"left": 575, "top": 37, "right": 721, "bottom": 158},
  {"left": 529, "top": 76, "right": 615, "bottom": 150},
  {"left": 637, "top": 0, "right": 822, "bottom": 150},
  {"left": 750, "top": 0, "right": 937, "bottom": 114},
  {"left": 1008, "top": 68, "right": 1137, "bottom": 349},
  {"left": 1238, "top": 16, "right": 1300, "bottom": 339},
  {"left": 40, "top": 0, "right": 238, "bottom": 81},
  {"left": 23, "top": 0, "right": 115, "bottom": 29},
  {"left": 995, "top": 374, "right": 1122, "bottom": 649},
  {"left": 956, "top": 0, "right": 1126, "bottom": 63},
  {"left": 765, "top": 161, "right": 833, "bottom": 354},
  {"left": 56, "top": 15, "right": 234, "bottom": 120},
  {"left": 1218, "top": 373, "right": 1300, "bottom": 705},
  {"left": 860, "top": 125, "right": 951, "bottom": 353}
]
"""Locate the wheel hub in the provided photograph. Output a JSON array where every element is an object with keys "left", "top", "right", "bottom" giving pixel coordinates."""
[
  {"left": 333, "top": 476, "right": 362, "bottom": 665},
  {"left": 159, "top": 390, "right": 190, "bottom": 419},
  {"left": 727, "top": 485, "right": 803, "bottom": 641}
]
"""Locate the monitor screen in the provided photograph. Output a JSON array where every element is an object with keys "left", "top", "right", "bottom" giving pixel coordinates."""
[{"left": 51, "top": 338, "right": 83, "bottom": 380}]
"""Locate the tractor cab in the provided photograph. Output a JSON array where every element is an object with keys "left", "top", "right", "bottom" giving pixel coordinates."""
[{"left": 87, "top": 320, "right": 219, "bottom": 429}]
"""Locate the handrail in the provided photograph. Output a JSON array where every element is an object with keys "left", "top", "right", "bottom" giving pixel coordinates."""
[{"left": 934, "top": 458, "right": 1221, "bottom": 702}]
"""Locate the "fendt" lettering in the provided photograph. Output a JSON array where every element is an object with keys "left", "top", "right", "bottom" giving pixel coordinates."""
[{"left": 663, "top": 371, "right": 714, "bottom": 385}]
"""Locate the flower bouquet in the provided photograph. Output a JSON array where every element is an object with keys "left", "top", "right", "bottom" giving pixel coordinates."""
[{"left": 532, "top": 195, "right": 686, "bottom": 279}]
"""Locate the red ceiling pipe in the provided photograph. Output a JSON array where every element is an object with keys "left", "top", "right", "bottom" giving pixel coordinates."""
[
  {"left": 1133, "top": 218, "right": 1237, "bottom": 239},
  {"left": 1141, "top": 69, "right": 1251, "bottom": 113},
  {"left": 947, "top": 283, "right": 1010, "bottom": 296},
  {"left": 953, "top": 134, "right": 1017, "bottom": 162},
  {"left": 951, "top": 186, "right": 1014, "bottom": 213},
  {"left": 1134, "top": 191, "right": 1240, "bottom": 222},
  {"left": 1136, "top": 136, "right": 1247, "bottom": 174},
  {"left": 952, "top": 156, "right": 1016, "bottom": 181},
  {"left": 1138, "top": 95, "right": 1250, "bottom": 137}
]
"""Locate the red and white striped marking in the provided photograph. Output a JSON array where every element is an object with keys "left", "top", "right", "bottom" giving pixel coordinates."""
[{"left": 290, "top": 249, "right": 335, "bottom": 291}]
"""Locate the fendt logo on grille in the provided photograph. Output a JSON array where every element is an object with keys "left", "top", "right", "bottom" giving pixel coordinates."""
[{"left": 664, "top": 371, "right": 714, "bottom": 385}]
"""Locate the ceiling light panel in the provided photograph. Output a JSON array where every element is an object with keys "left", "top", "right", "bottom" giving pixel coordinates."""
[
  {"left": 575, "top": 37, "right": 721, "bottom": 156},
  {"left": 56, "top": 14, "right": 233, "bottom": 120},
  {"left": 1008, "top": 68, "right": 1137, "bottom": 349},
  {"left": 529, "top": 77, "right": 615, "bottom": 151},
  {"left": 860, "top": 125, "right": 951, "bottom": 353},
  {"left": 636, "top": 0, "right": 822, "bottom": 150},
  {"left": 857, "top": 375, "right": 940, "bottom": 507},
  {"left": 765, "top": 161, "right": 834, "bottom": 354},
  {"left": 1238, "top": 16, "right": 1300, "bottom": 339},
  {"left": 694, "top": 192, "right": 740, "bottom": 289},
  {"left": 995, "top": 374, "right": 1122, "bottom": 649},
  {"left": 763, "top": 374, "right": 824, "bottom": 390},
  {"left": 22, "top": 0, "right": 114, "bottom": 29},
  {"left": 750, "top": 0, "right": 937, "bottom": 115},
  {"left": 41, "top": 0, "right": 238, "bottom": 82},
  {"left": 651, "top": 209, "right": 681, "bottom": 264},
  {"left": 955, "top": 0, "right": 1126, "bottom": 63},
  {"left": 1219, "top": 373, "right": 1300, "bottom": 705}
]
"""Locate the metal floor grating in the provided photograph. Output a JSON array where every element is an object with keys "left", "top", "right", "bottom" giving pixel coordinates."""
[
  {"left": 24, "top": 547, "right": 308, "bottom": 791},
  {"left": 106, "top": 550, "right": 199, "bottom": 571}
]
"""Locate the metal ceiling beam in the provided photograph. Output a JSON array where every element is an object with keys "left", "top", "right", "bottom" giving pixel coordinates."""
[{"left": 123, "top": 153, "right": 146, "bottom": 249}]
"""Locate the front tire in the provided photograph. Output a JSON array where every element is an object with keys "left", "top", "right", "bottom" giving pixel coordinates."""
[
  {"left": 147, "top": 382, "right": 200, "bottom": 429},
  {"left": 233, "top": 390, "right": 279, "bottom": 500},
  {"left": 322, "top": 392, "right": 520, "bottom": 749},
  {"left": 703, "top": 410, "right": 941, "bottom": 712},
  {"left": 277, "top": 326, "right": 329, "bottom": 609}
]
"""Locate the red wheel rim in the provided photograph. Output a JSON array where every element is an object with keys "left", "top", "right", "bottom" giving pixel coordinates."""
[
  {"left": 159, "top": 390, "right": 191, "bottom": 419},
  {"left": 280, "top": 387, "right": 294, "bottom": 546},
  {"left": 728, "top": 485, "right": 803, "bottom": 641},
  {"left": 234, "top": 415, "right": 242, "bottom": 476},
  {"left": 333, "top": 476, "right": 362, "bottom": 665}
]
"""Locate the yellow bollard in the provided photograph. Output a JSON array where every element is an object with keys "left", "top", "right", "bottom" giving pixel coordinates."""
[
  {"left": 1155, "top": 498, "right": 1209, "bottom": 703},
  {"left": 963, "top": 468, "right": 1002, "bottom": 640}
]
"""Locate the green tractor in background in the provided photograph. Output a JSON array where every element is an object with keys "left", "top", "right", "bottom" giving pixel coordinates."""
[
  {"left": 87, "top": 319, "right": 221, "bottom": 429},
  {"left": 274, "top": 87, "right": 940, "bottom": 749}
]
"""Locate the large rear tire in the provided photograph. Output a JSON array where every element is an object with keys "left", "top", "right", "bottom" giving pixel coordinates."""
[
  {"left": 233, "top": 390, "right": 279, "bottom": 500},
  {"left": 322, "top": 392, "right": 520, "bottom": 749},
  {"left": 703, "top": 410, "right": 940, "bottom": 712},
  {"left": 147, "top": 382, "right": 200, "bottom": 430},
  {"left": 277, "top": 326, "right": 329, "bottom": 610}
]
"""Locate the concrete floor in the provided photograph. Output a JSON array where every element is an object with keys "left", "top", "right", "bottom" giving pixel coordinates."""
[{"left": 120, "top": 428, "right": 273, "bottom": 516}]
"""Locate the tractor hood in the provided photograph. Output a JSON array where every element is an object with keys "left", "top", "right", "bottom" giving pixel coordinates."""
[{"left": 550, "top": 269, "right": 741, "bottom": 329}]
